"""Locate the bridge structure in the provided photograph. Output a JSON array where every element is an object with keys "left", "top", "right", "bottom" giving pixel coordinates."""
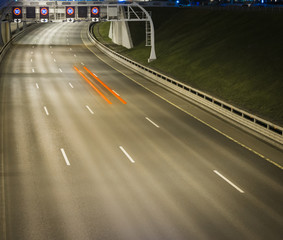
[{"left": 0, "top": 1, "right": 156, "bottom": 61}]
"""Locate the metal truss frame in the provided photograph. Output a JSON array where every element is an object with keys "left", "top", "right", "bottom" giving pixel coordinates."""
[{"left": 2, "top": 2, "right": 156, "bottom": 61}]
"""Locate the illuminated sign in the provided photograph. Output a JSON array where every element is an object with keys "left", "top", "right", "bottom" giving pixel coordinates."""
[
  {"left": 13, "top": 8, "right": 21, "bottom": 16},
  {"left": 40, "top": 7, "right": 49, "bottom": 18},
  {"left": 66, "top": 7, "right": 75, "bottom": 18},
  {"left": 12, "top": 7, "right": 22, "bottom": 19},
  {"left": 91, "top": 6, "right": 100, "bottom": 18}
]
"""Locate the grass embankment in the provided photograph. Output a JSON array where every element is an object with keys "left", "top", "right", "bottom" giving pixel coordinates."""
[{"left": 94, "top": 8, "right": 283, "bottom": 125}]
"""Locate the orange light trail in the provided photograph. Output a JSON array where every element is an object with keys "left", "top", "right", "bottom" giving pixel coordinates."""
[
  {"left": 83, "top": 66, "right": 127, "bottom": 104},
  {"left": 74, "top": 66, "right": 112, "bottom": 104}
]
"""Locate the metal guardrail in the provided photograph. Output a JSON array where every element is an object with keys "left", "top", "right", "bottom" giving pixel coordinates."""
[{"left": 87, "top": 23, "right": 283, "bottom": 145}]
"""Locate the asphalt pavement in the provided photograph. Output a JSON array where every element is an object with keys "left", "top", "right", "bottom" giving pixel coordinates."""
[{"left": 0, "top": 22, "right": 283, "bottom": 240}]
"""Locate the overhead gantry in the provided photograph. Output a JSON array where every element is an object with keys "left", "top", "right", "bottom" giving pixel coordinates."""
[{"left": 0, "top": 1, "right": 156, "bottom": 62}]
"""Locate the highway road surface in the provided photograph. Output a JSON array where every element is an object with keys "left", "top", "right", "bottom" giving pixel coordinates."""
[{"left": 0, "top": 22, "right": 283, "bottom": 240}]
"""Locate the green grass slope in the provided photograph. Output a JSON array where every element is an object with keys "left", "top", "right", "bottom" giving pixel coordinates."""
[{"left": 94, "top": 8, "right": 283, "bottom": 125}]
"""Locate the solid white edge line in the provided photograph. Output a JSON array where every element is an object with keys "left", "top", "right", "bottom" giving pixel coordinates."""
[
  {"left": 119, "top": 146, "right": 135, "bottom": 163},
  {"left": 146, "top": 117, "right": 160, "bottom": 128},
  {"left": 60, "top": 148, "right": 70, "bottom": 166},
  {"left": 36, "top": 83, "right": 39, "bottom": 89},
  {"left": 54, "top": 59, "right": 56, "bottom": 62},
  {"left": 32, "top": 68, "right": 35, "bottom": 73},
  {"left": 69, "top": 82, "right": 74, "bottom": 88},
  {"left": 30, "top": 59, "right": 33, "bottom": 62},
  {"left": 86, "top": 105, "right": 94, "bottom": 114},
  {"left": 44, "top": 106, "right": 49, "bottom": 116},
  {"left": 59, "top": 68, "right": 62, "bottom": 72},
  {"left": 213, "top": 170, "right": 244, "bottom": 193}
]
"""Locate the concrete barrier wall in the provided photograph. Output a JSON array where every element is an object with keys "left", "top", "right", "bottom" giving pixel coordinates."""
[
  {"left": 0, "top": 22, "right": 10, "bottom": 45},
  {"left": 10, "top": 22, "right": 23, "bottom": 34},
  {"left": 0, "top": 23, "right": 36, "bottom": 63},
  {"left": 87, "top": 24, "right": 283, "bottom": 146},
  {"left": 1, "top": 21, "right": 33, "bottom": 46}
]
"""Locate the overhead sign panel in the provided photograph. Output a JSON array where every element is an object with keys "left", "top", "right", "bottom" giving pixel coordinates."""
[
  {"left": 40, "top": 7, "right": 49, "bottom": 19},
  {"left": 66, "top": 6, "right": 75, "bottom": 18},
  {"left": 91, "top": 6, "right": 100, "bottom": 18},
  {"left": 26, "top": 7, "right": 36, "bottom": 19},
  {"left": 78, "top": 6, "right": 87, "bottom": 18},
  {"left": 12, "top": 7, "right": 22, "bottom": 19}
]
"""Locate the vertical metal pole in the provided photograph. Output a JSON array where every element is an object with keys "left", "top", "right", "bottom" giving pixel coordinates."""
[
  {"left": 16, "top": 20, "right": 19, "bottom": 33},
  {"left": 133, "top": 3, "right": 156, "bottom": 62},
  {"left": 148, "top": 18, "right": 156, "bottom": 62},
  {"left": 54, "top": 3, "right": 57, "bottom": 21}
]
